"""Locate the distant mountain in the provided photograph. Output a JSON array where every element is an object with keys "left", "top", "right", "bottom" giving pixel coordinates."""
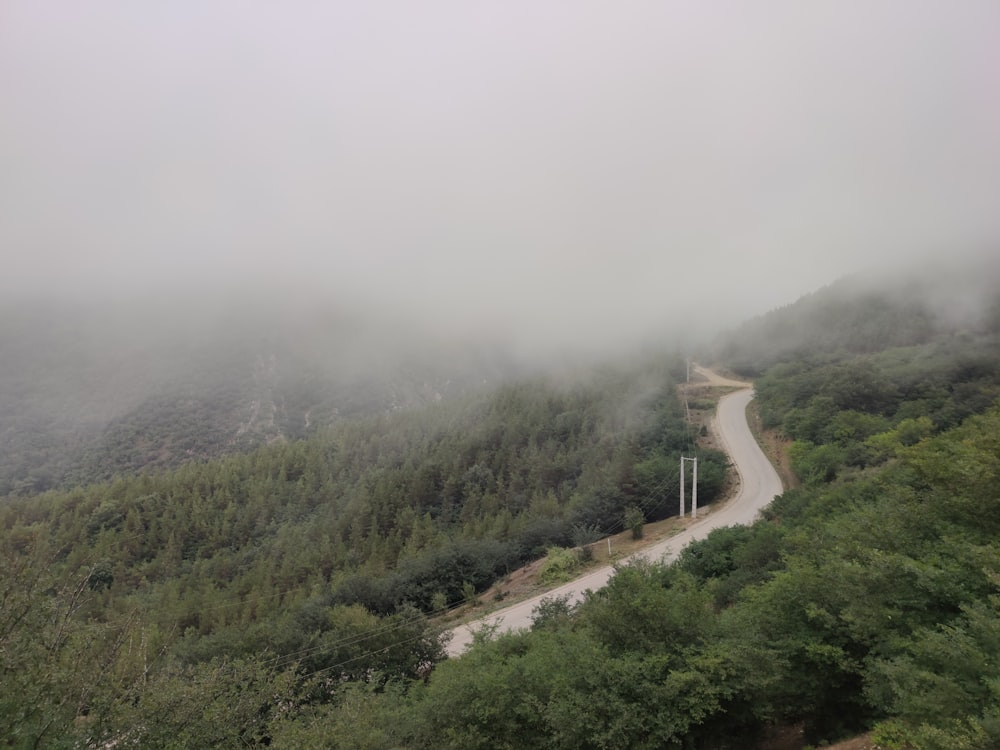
[
  {"left": 714, "top": 254, "right": 1000, "bottom": 375},
  {"left": 0, "top": 297, "right": 522, "bottom": 495}
]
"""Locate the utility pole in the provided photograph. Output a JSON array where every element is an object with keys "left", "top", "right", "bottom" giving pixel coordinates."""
[
  {"left": 680, "top": 456, "right": 698, "bottom": 518},
  {"left": 680, "top": 456, "right": 685, "bottom": 517},
  {"left": 692, "top": 457, "right": 698, "bottom": 518}
]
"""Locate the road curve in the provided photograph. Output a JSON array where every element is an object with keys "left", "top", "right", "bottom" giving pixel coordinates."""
[{"left": 445, "top": 373, "right": 784, "bottom": 656}]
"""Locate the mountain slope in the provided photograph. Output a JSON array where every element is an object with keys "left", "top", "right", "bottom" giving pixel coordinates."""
[
  {"left": 0, "top": 298, "right": 519, "bottom": 495},
  {"left": 715, "top": 256, "right": 1000, "bottom": 375}
]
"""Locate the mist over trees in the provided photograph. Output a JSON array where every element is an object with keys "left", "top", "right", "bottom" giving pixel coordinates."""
[
  {"left": 0, "top": 296, "right": 532, "bottom": 496},
  {"left": 714, "top": 256, "right": 1000, "bottom": 375},
  {"left": 1, "top": 351, "right": 734, "bottom": 747},
  {"left": 4, "top": 1, "right": 1000, "bottom": 744},
  {"left": 3, "top": 254, "right": 1000, "bottom": 747}
]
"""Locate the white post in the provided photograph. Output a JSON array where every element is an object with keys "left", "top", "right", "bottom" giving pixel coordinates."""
[
  {"left": 680, "top": 456, "right": 698, "bottom": 518},
  {"left": 692, "top": 457, "right": 698, "bottom": 519},
  {"left": 608, "top": 537, "right": 612, "bottom": 556},
  {"left": 679, "top": 456, "right": 685, "bottom": 517}
]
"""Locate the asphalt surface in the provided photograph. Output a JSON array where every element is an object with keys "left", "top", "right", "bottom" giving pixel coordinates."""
[{"left": 445, "top": 372, "right": 783, "bottom": 657}]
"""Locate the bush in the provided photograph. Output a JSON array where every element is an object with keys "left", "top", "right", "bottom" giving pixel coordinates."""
[
  {"left": 531, "top": 594, "right": 575, "bottom": 630},
  {"left": 538, "top": 547, "right": 581, "bottom": 585},
  {"left": 624, "top": 506, "right": 645, "bottom": 540}
]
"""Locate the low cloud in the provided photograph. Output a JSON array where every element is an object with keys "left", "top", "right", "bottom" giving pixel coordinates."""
[{"left": 2, "top": 2, "right": 999, "bottom": 353}]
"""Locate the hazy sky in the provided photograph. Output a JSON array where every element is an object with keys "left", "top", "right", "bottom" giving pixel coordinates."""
[{"left": 3, "top": 2, "right": 999, "bottom": 348}]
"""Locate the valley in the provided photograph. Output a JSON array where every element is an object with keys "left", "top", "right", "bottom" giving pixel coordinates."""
[{"left": 2, "top": 258, "right": 1000, "bottom": 748}]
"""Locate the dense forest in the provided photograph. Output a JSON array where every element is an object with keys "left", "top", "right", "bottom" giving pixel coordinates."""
[
  {"left": 4, "top": 259, "right": 1000, "bottom": 748},
  {"left": 271, "top": 271, "right": 1000, "bottom": 750},
  {"left": 1, "top": 354, "right": 733, "bottom": 747}
]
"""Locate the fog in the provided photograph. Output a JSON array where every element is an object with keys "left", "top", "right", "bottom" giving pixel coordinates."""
[{"left": 3, "top": 2, "right": 1000, "bottom": 355}]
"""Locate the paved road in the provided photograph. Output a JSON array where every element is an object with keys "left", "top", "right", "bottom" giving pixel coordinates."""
[{"left": 445, "top": 370, "right": 783, "bottom": 656}]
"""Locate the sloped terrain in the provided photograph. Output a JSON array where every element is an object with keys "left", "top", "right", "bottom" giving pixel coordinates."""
[
  {"left": 715, "top": 255, "right": 1000, "bottom": 375},
  {"left": 0, "top": 298, "right": 518, "bottom": 495}
]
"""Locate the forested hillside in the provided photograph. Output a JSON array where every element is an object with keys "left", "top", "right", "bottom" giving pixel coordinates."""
[
  {"left": 386, "top": 403, "right": 1000, "bottom": 748},
  {"left": 716, "top": 256, "right": 1000, "bottom": 375},
  {"left": 276, "top": 273, "right": 1000, "bottom": 749},
  {"left": 5, "top": 261, "right": 1000, "bottom": 749},
  {"left": 1, "top": 354, "right": 733, "bottom": 747},
  {"left": 321, "top": 272, "right": 1000, "bottom": 749},
  {"left": 0, "top": 298, "right": 518, "bottom": 496}
]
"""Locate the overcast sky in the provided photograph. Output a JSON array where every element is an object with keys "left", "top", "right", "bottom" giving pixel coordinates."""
[{"left": 3, "top": 2, "right": 999, "bottom": 349}]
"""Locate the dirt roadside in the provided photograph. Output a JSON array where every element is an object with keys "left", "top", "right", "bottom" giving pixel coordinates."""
[{"left": 758, "top": 725, "right": 874, "bottom": 750}]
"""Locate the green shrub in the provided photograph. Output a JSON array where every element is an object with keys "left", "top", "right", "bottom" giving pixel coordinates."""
[{"left": 538, "top": 547, "right": 581, "bottom": 585}]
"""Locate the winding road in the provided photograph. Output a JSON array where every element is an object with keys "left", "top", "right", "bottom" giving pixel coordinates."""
[{"left": 445, "top": 366, "right": 783, "bottom": 657}]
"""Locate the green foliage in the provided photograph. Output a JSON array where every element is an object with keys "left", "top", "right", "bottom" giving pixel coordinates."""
[
  {"left": 0, "top": 538, "right": 152, "bottom": 749},
  {"left": 753, "top": 328, "right": 1000, "bottom": 487},
  {"left": 531, "top": 594, "right": 576, "bottom": 630},
  {"left": 398, "top": 560, "right": 764, "bottom": 749},
  {"left": 624, "top": 505, "right": 645, "bottom": 539},
  {"left": 865, "top": 416, "right": 934, "bottom": 464},
  {"left": 334, "top": 538, "right": 521, "bottom": 614},
  {"left": 570, "top": 523, "right": 602, "bottom": 548},
  {"left": 677, "top": 523, "right": 784, "bottom": 607},
  {"left": 865, "top": 568, "right": 1000, "bottom": 748},
  {"left": 869, "top": 719, "right": 914, "bottom": 750},
  {"left": 789, "top": 441, "right": 847, "bottom": 484},
  {"left": 1, "top": 353, "right": 733, "bottom": 745},
  {"left": 12, "top": 269, "right": 1000, "bottom": 747},
  {"left": 716, "top": 260, "right": 1000, "bottom": 376},
  {"left": 357, "top": 396, "right": 1000, "bottom": 747},
  {"left": 583, "top": 563, "right": 714, "bottom": 656},
  {"left": 268, "top": 681, "right": 418, "bottom": 750},
  {"left": 107, "top": 657, "right": 300, "bottom": 749},
  {"left": 571, "top": 523, "right": 601, "bottom": 562},
  {"left": 538, "top": 547, "right": 581, "bottom": 585}
]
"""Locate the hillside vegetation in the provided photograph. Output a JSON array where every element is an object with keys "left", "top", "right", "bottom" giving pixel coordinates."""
[
  {"left": 269, "top": 267, "right": 1000, "bottom": 749},
  {"left": 0, "top": 298, "right": 517, "bottom": 496},
  {"left": 716, "top": 257, "right": 1000, "bottom": 375},
  {"left": 1, "top": 354, "right": 733, "bottom": 747},
  {"left": 4, "top": 258, "right": 1000, "bottom": 748}
]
